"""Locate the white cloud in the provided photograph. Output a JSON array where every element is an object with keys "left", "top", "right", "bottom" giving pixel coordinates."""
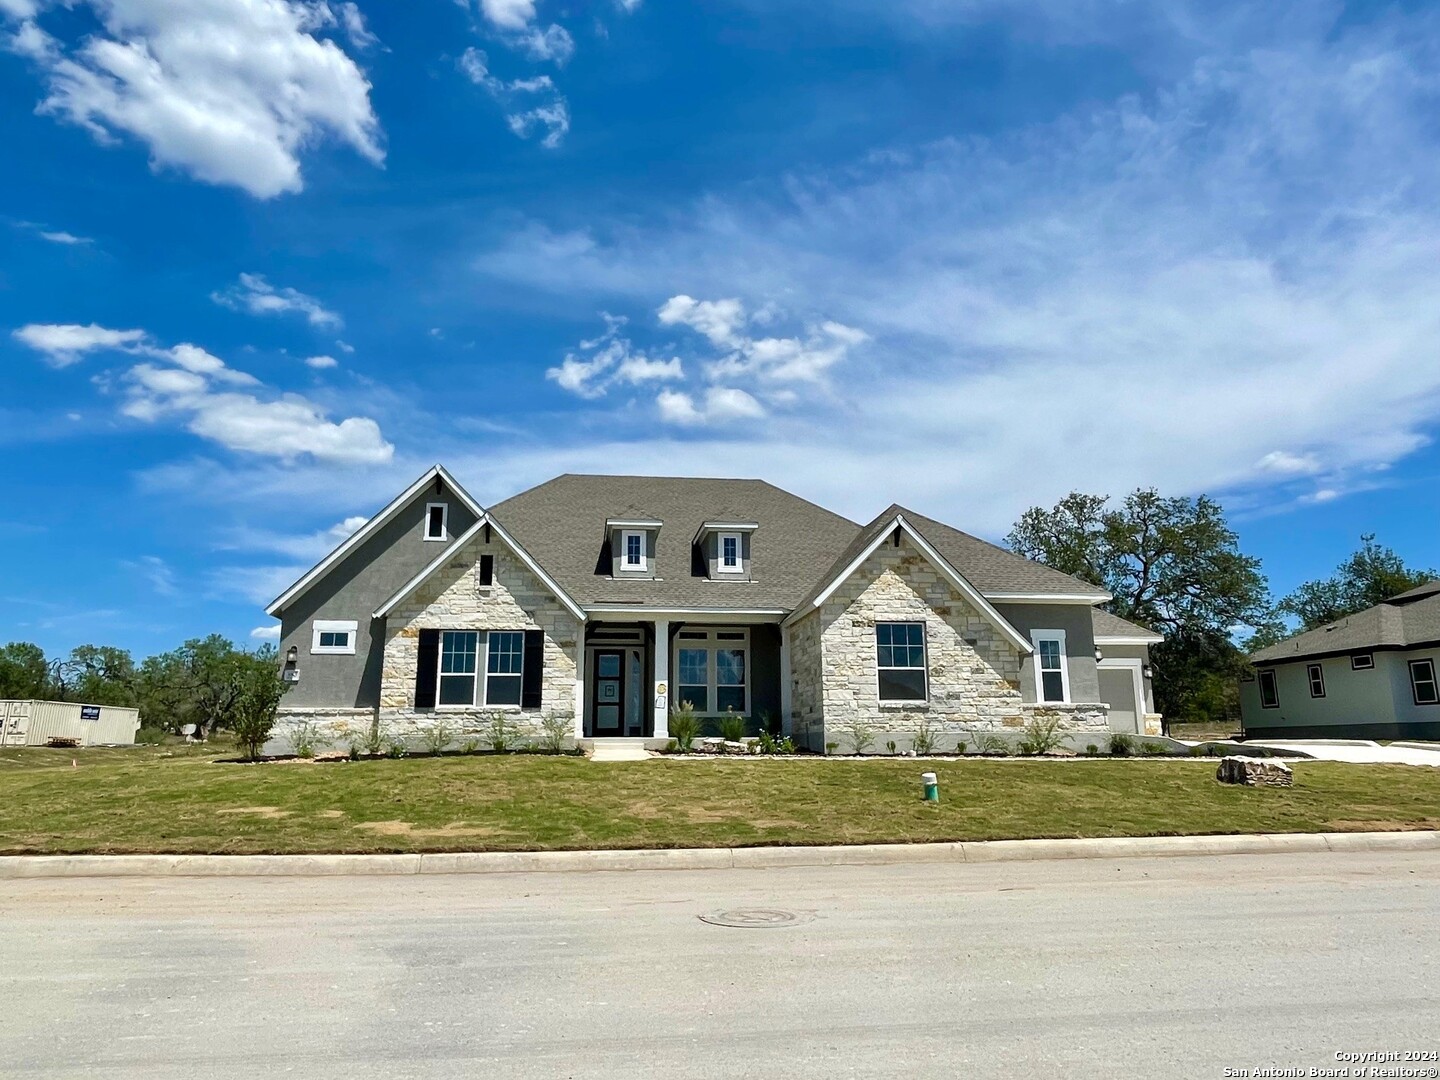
[
  {"left": 512, "top": 22, "right": 573, "bottom": 64},
  {"left": 329, "top": 2, "right": 378, "bottom": 49},
  {"left": 470, "top": 6, "right": 1440, "bottom": 530},
  {"left": 546, "top": 315, "right": 684, "bottom": 398},
  {"left": 13, "top": 322, "right": 146, "bottom": 367},
  {"left": 249, "top": 624, "right": 281, "bottom": 641},
  {"left": 616, "top": 0, "right": 642, "bottom": 11},
  {"left": 616, "top": 354, "right": 683, "bottom": 383},
  {"left": 656, "top": 386, "right": 765, "bottom": 426},
  {"left": 479, "top": 0, "right": 534, "bottom": 31},
  {"left": 39, "top": 229, "right": 91, "bottom": 245},
  {"left": 459, "top": 47, "right": 568, "bottom": 148},
  {"left": 305, "top": 354, "right": 339, "bottom": 369},
  {"left": 5, "top": 0, "right": 383, "bottom": 199},
  {"left": 213, "top": 272, "right": 342, "bottom": 328},
  {"left": 657, "top": 295, "right": 747, "bottom": 348},
  {"left": 123, "top": 554, "right": 177, "bottom": 596}
]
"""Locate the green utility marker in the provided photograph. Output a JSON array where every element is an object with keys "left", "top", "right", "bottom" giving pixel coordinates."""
[{"left": 921, "top": 771, "right": 939, "bottom": 803}]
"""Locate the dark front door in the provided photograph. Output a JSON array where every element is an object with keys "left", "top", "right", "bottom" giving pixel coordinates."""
[{"left": 593, "top": 650, "right": 625, "bottom": 736}]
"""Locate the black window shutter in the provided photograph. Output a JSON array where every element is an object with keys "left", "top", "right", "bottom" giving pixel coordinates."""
[
  {"left": 415, "top": 629, "right": 440, "bottom": 709},
  {"left": 480, "top": 554, "right": 494, "bottom": 586},
  {"left": 521, "top": 629, "right": 544, "bottom": 708}
]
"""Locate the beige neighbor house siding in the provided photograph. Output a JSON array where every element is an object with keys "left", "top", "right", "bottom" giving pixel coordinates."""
[
  {"left": 803, "top": 535, "right": 1108, "bottom": 753},
  {"left": 379, "top": 530, "right": 581, "bottom": 740}
]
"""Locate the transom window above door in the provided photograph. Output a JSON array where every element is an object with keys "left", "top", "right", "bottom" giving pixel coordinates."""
[{"left": 675, "top": 628, "right": 748, "bottom": 715}]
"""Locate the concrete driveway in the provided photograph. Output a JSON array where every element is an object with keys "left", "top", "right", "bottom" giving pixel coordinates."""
[{"left": 2, "top": 850, "right": 1438, "bottom": 1078}]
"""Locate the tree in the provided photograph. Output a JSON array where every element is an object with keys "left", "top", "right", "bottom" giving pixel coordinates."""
[
  {"left": 49, "top": 645, "right": 138, "bottom": 706},
  {"left": 1278, "top": 535, "right": 1435, "bottom": 632},
  {"left": 1007, "top": 489, "right": 1278, "bottom": 726},
  {"left": 230, "top": 649, "right": 286, "bottom": 761},
  {"left": 138, "top": 636, "right": 282, "bottom": 739},
  {"left": 0, "top": 642, "right": 49, "bottom": 699}
]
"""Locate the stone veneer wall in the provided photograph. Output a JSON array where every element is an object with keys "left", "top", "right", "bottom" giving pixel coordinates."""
[
  {"left": 785, "top": 610, "right": 824, "bottom": 751},
  {"left": 811, "top": 535, "right": 1108, "bottom": 752},
  {"left": 378, "top": 531, "right": 581, "bottom": 739}
]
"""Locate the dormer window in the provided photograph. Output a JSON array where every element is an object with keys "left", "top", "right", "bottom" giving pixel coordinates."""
[
  {"left": 424, "top": 502, "right": 448, "bottom": 541},
  {"left": 623, "top": 530, "right": 646, "bottom": 571},
  {"left": 719, "top": 533, "right": 742, "bottom": 573}
]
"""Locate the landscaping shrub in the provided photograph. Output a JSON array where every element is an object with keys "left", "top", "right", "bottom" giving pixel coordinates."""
[
  {"left": 974, "top": 732, "right": 1010, "bottom": 756},
  {"left": 825, "top": 741, "right": 839, "bottom": 755},
  {"left": 718, "top": 712, "right": 746, "bottom": 743},
  {"left": 1141, "top": 741, "right": 1168, "bottom": 756},
  {"left": 669, "top": 702, "right": 701, "bottom": 753},
  {"left": 289, "top": 719, "right": 321, "bottom": 759},
  {"left": 421, "top": 721, "right": 453, "bottom": 756},
  {"left": 910, "top": 721, "right": 937, "bottom": 755},
  {"left": 538, "top": 712, "right": 572, "bottom": 754},
  {"left": 955, "top": 740, "right": 967, "bottom": 755},
  {"left": 885, "top": 740, "right": 898, "bottom": 755},
  {"left": 1108, "top": 732, "right": 1135, "bottom": 757},
  {"left": 755, "top": 730, "right": 796, "bottom": 755},
  {"left": 839, "top": 718, "right": 877, "bottom": 755},
  {"left": 1085, "top": 743, "right": 1100, "bottom": 757},
  {"left": 487, "top": 712, "right": 518, "bottom": 753},
  {"left": 384, "top": 726, "right": 409, "bottom": 758},
  {"left": 1017, "top": 714, "right": 1064, "bottom": 756},
  {"left": 460, "top": 737, "right": 481, "bottom": 755}
]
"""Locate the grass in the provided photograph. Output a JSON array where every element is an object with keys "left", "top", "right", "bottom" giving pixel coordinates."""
[{"left": 1, "top": 742, "right": 1438, "bottom": 855}]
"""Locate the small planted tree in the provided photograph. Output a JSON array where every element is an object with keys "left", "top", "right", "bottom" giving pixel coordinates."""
[{"left": 231, "top": 658, "right": 286, "bottom": 761}]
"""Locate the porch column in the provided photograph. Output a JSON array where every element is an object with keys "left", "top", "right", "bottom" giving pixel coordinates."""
[
  {"left": 572, "top": 633, "right": 585, "bottom": 740},
  {"left": 653, "top": 618, "right": 670, "bottom": 739},
  {"left": 779, "top": 628, "right": 793, "bottom": 737}
]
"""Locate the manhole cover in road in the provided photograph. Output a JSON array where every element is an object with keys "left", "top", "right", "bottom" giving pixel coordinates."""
[{"left": 698, "top": 908, "right": 811, "bottom": 929}]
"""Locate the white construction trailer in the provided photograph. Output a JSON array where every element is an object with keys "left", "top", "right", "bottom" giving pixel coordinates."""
[{"left": 0, "top": 700, "right": 142, "bottom": 747}]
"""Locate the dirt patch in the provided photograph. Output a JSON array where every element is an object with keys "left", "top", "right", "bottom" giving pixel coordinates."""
[
  {"left": 216, "top": 806, "right": 292, "bottom": 819},
  {"left": 1324, "top": 819, "right": 1440, "bottom": 832},
  {"left": 354, "top": 820, "right": 501, "bottom": 839},
  {"left": 316, "top": 809, "right": 347, "bottom": 819}
]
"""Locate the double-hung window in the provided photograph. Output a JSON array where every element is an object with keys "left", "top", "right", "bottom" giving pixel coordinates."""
[
  {"left": 718, "top": 533, "right": 742, "bottom": 573},
  {"left": 1031, "top": 630, "right": 1069, "bottom": 703},
  {"left": 1410, "top": 659, "right": 1439, "bottom": 706},
  {"left": 675, "top": 629, "right": 748, "bottom": 714},
  {"left": 876, "top": 622, "right": 927, "bottom": 701},
  {"left": 438, "top": 630, "right": 525, "bottom": 707},
  {"left": 622, "top": 530, "right": 646, "bottom": 571},
  {"left": 1258, "top": 669, "right": 1279, "bottom": 709},
  {"left": 1307, "top": 663, "right": 1326, "bottom": 698}
]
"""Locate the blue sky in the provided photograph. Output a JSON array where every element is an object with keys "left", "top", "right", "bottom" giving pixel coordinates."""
[{"left": 2, "top": 0, "right": 1438, "bottom": 660}]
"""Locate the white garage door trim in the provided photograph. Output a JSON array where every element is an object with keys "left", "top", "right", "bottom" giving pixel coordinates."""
[{"left": 1097, "top": 658, "right": 1145, "bottom": 734}]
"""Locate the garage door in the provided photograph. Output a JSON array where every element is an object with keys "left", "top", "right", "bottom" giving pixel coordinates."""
[{"left": 1098, "top": 667, "right": 1139, "bottom": 733}]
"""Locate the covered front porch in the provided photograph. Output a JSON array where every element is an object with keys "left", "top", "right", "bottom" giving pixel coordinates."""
[{"left": 575, "top": 611, "right": 786, "bottom": 740}]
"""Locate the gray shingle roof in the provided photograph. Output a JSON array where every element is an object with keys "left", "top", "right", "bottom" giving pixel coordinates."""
[
  {"left": 1091, "top": 609, "right": 1163, "bottom": 642},
  {"left": 488, "top": 474, "right": 860, "bottom": 611},
  {"left": 1249, "top": 579, "right": 1440, "bottom": 663}
]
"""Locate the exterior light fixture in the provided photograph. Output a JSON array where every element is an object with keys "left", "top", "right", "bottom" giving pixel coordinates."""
[
  {"left": 286, "top": 645, "right": 298, "bottom": 663},
  {"left": 1094, "top": 647, "right": 1104, "bottom": 662},
  {"left": 1142, "top": 663, "right": 1154, "bottom": 680}
]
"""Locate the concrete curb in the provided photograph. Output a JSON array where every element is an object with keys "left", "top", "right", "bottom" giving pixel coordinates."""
[{"left": 2, "top": 831, "right": 1438, "bottom": 879}]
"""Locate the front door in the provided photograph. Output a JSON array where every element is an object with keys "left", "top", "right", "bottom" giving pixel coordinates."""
[
  {"left": 1098, "top": 665, "right": 1140, "bottom": 733},
  {"left": 592, "top": 650, "right": 625, "bottom": 736}
]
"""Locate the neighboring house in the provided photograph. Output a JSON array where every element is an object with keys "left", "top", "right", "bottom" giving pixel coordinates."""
[
  {"left": 1238, "top": 578, "right": 1440, "bottom": 748},
  {"left": 265, "top": 466, "right": 1164, "bottom": 751},
  {"left": 1241, "top": 579, "right": 1440, "bottom": 741}
]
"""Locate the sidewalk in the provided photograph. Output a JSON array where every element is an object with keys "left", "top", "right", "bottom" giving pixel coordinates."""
[{"left": 3, "top": 830, "right": 1437, "bottom": 879}]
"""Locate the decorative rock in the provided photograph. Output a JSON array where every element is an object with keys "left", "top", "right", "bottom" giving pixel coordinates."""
[{"left": 1216, "top": 756, "right": 1293, "bottom": 788}]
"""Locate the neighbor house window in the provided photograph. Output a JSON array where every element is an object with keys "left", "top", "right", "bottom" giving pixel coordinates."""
[
  {"left": 876, "top": 622, "right": 927, "bottom": 701},
  {"left": 718, "top": 533, "right": 742, "bottom": 573},
  {"left": 439, "top": 631, "right": 479, "bottom": 706},
  {"left": 438, "top": 630, "right": 526, "bottom": 707},
  {"left": 675, "top": 628, "right": 748, "bottom": 714},
  {"left": 1258, "top": 669, "right": 1279, "bottom": 709},
  {"left": 486, "top": 631, "right": 525, "bottom": 706},
  {"left": 1307, "top": 663, "right": 1326, "bottom": 698},
  {"left": 1410, "top": 659, "right": 1439, "bottom": 706},
  {"left": 622, "top": 530, "right": 646, "bottom": 571},
  {"left": 311, "top": 619, "right": 357, "bottom": 655},
  {"left": 1031, "top": 630, "right": 1069, "bottom": 703},
  {"left": 425, "top": 502, "right": 448, "bottom": 541},
  {"left": 1351, "top": 654, "right": 1374, "bottom": 670}
]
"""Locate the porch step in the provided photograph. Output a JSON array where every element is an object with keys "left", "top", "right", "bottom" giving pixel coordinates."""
[{"left": 580, "top": 738, "right": 659, "bottom": 762}]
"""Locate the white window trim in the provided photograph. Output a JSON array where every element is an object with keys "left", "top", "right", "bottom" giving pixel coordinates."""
[
  {"left": 717, "top": 532, "right": 743, "bottom": 574},
  {"left": 1306, "top": 662, "right": 1326, "bottom": 699},
  {"left": 620, "top": 529, "right": 647, "bottom": 572},
  {"left": 875, "top": 621, "right": 929, "bottom": 705},
  {"left": 311, "top": 619, "right": 358, "bottom": 655},
  {"left": 1410, "top": 659, "right": 1439, "bottom": 707},
  {"left": 424, "top": 502, "right": 449, "bottom": 542},
  {"left": 435, "top": 630, "right": 527, "bottom": 710},
  {"left": 673, "top": 627, "right": 749, "bottom": 716},
  {"left": 1031, "top": 629, "right": 1071, "bottom": 704},
  {"left": 1351, "top": 653, "right": 1375, "bottom": 670}
]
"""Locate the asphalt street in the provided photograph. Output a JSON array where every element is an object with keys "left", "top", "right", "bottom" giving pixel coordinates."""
[{"left": 2, "top": 850, "right": 1437, "bottom": 1078}]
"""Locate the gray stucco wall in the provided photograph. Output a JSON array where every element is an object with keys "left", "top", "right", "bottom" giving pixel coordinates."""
[
  {"left": 993, "top": 603, "right": 1101, "bottom": 704},
  {"left": 1240, "top": 649, "right": 1440, "bottom": 738},
  {"left": 702, "top": 530, "right": 753, "bottom": 580},
  {"left": 1099, "top": 642, "right": 1156, "bottom": 712},
  {"left": 277, "top": 478, "right": 479, "bottom": 709}
]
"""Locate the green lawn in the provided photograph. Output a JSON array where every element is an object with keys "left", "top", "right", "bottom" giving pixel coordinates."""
[{"left": 1, "top": 744, "right": 1438, "bottom": 855}]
